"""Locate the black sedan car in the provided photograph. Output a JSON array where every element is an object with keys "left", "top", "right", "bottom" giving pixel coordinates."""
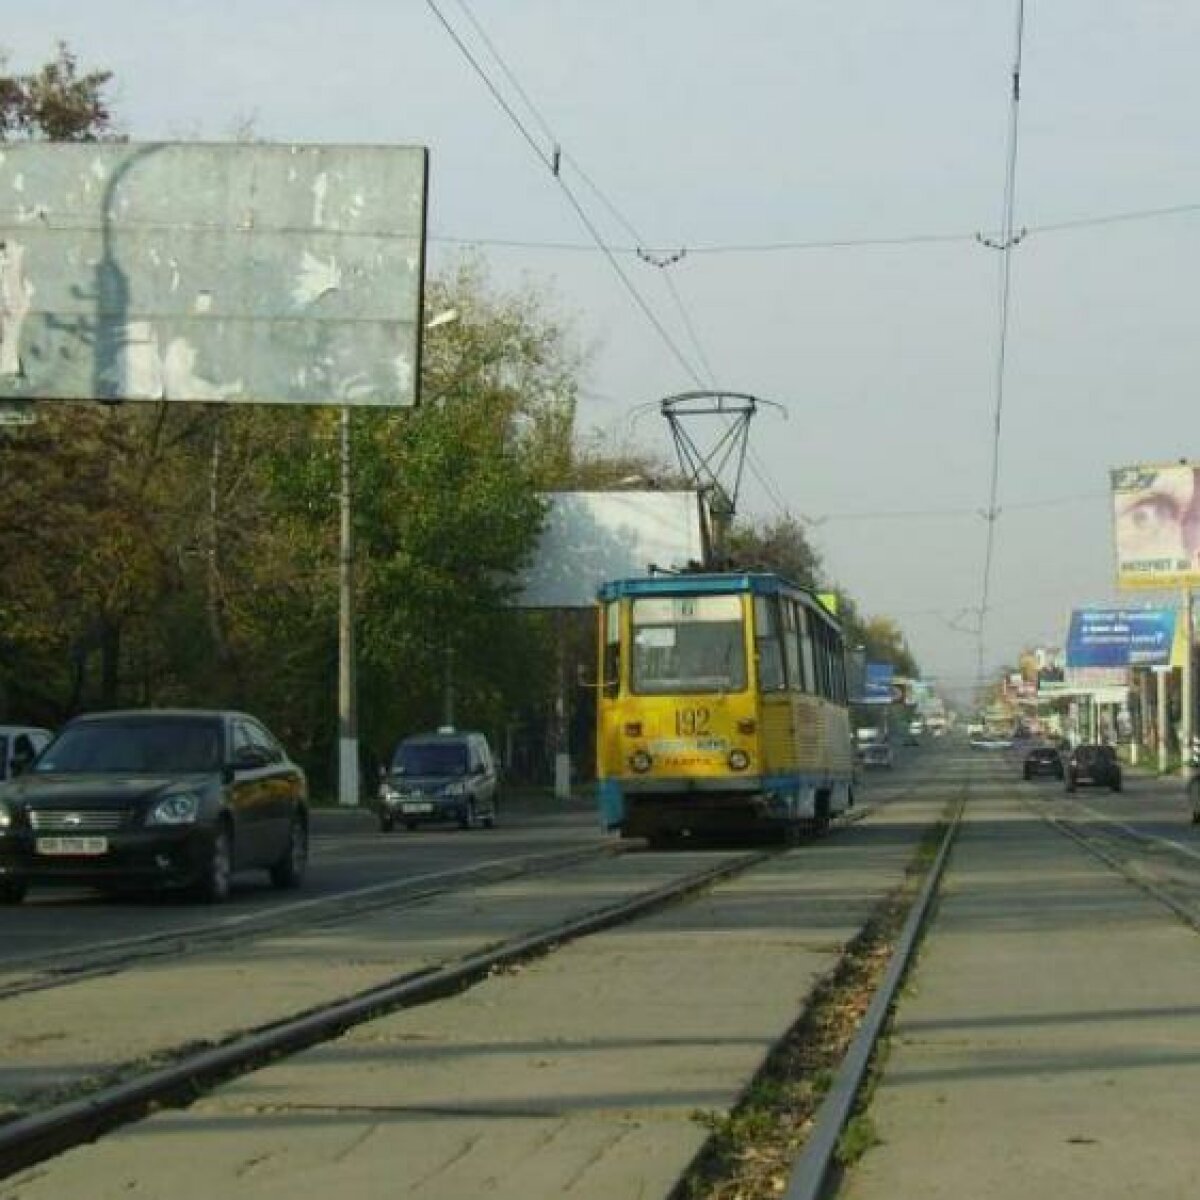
[
  {"left": 1064, "top": 744, "right": 1122, "bottom": 793},
  {"left": 0, "top": 710, "right": 308, "bottom": 904},
  {"left": 1023, "top": 746, "right": 1064, "bottom": 781}
]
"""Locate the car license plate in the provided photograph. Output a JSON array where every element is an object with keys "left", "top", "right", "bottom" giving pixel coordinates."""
[
  {"left": 401, "top": 802, "right": 433, "bottom": 815},
  {"left": 35, "top": 836, "right": 108, "bottom": 856}
]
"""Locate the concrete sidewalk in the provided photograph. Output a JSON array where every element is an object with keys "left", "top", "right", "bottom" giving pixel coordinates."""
[{"left": 843, "top": 774, "right": 1200, "bottom": 1200}]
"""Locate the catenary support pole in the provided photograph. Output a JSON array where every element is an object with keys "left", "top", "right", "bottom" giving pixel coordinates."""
[{"left": 554, "top": 609, "right": 571, "bottom": 800}]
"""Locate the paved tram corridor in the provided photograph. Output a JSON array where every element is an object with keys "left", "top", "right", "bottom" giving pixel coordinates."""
[{"left": 843, "top": 757, "right": 1200, "bottom": 1200}]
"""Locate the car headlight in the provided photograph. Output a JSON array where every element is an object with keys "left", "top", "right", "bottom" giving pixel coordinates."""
[
  {"left": 380, "top": 785, "right": 401, "bottom": 805},
  {"left": 0, "top": 801, "right": 11, "bottom": 830},
  {"left": 443, "top": 781, "right": 469, "bottom": 797},
  {"left": 147, "top": 793, "right": 201, "bottom": 826}
]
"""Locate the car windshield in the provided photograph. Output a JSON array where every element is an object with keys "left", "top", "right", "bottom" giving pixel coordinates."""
[
  {"left": 34, "top": 719, "right": 223, "bottom": 775},
  {"left": 394, "top": 741, "right": 468, "bottom": 776}
]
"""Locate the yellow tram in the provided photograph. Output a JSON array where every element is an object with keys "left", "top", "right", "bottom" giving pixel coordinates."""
[{"left": 596, "top": 572, "right": 855, "bottom": 843}]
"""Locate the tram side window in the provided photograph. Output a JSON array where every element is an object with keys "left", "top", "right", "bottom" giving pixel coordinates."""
[
  {"left": 813, "top": 619, "right": 832, "bottom": 698},
  {"left": 783, "top": 600, "right": 803, "bottom": 692},
  {"left": 797, "top": 605, "right": 817, "bottom": 694},
  {"left": 754, "top": 596, "right": 786, "bottom": 692},
  {"left": 833, "top": 645, "right": 848, "bottom": 703},
  {"left": 825, "top": 627, "right": 841, "bottom": 700},
  {"left": 603, "top": 602, "right": 620, "bottom": 697}
]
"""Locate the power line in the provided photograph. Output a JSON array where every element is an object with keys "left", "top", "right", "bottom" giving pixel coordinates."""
[
  {"left": 423, "top": 0, "right": 554, "bottom": 172},
  {"left": 428, "top": 0, "right": 799, "bottom": 527},
  {"left": 448, "top": 0, "right": 557, "bottom": 146},
  {"left": 801, "top": 489, "right": 1106, "bottom": 525},
  {"left": 424, "top": 0, "right": 705, "bottom": 385},
  {"left": 974, "top": 0, "right": 1027, "bottom": 696},
  {"left": 448, "top": 0, "right": 657, "bottom": 258},
  {"left": 429, "top": 201, "right": 1200, "bottom": 257}
]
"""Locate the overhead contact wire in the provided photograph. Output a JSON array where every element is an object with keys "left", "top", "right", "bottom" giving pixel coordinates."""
[
  {"left": 425, "top": 0, "right": 707, "bottom": 387},
  {"left": 976, "top": 0, "right": 1027, "bottom": 692}
]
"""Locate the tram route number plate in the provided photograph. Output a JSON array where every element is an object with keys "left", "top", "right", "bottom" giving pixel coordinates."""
[{"left": 35, "top": 837, "right": 108, "bottom": 856}]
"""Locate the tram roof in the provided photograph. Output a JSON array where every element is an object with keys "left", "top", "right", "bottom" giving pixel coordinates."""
[{"left": 597, "top": 572, "right": 833, "bottom": 612}]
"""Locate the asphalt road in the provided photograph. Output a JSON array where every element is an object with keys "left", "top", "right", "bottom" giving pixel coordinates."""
[{"left": 0, "top": 797, "right": 604, "bottom": 966}]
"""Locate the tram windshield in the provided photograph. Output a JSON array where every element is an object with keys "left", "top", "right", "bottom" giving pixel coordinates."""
[{"left": 630, "top": 594, "right": 747, "bottom": 694}]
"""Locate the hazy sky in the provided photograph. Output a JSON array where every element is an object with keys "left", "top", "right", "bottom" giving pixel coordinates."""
[{"left": 7, "top": 2, "right": 1200, "bottom": 696}]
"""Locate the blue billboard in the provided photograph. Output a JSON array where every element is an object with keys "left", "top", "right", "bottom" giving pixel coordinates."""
[
  {"left": 862, "top": 662, "right": 896, "bottom": 705},
  {"left": 1065, "top": 608, "right": 1176, "bottom": 669}
]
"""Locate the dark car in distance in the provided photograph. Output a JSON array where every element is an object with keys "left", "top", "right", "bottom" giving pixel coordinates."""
[
  {"left": 378, "top": 729, "right": 499, "bottom": 831},
  {"left": 1065, "top": 744, "right": 1122, "bottom": 793},
  {"left": 1023, "top": 746, "right": 1064, "bottom": 781},
  {"left": 0, "top": 710, "right": 308, "bottom": 904}
]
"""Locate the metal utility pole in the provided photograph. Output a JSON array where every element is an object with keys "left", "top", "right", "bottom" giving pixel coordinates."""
[
  {"left": 554, "top": 610, "right": 570, "bottom": 801},
  {"left": 442, "top": 642, "right": 455, "bottom": 729},
  {"left": 337, "top": 405, "right": 359, "bottom": 807},
  {"left": 336, "top": 308, "right": 458, "bottom": 806}
]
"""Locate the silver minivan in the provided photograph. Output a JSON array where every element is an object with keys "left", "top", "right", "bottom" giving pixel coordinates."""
[{"left": 378, "top": 729, "right": 499, "bottom": 831}]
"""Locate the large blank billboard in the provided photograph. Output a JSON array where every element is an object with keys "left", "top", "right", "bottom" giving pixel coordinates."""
[
  {"left": 1112, "top": 462, "right": 1200, "bottom": 590},
  {"left": 0, "top": 142, "right": 427, "bottom": 407},
  {"left": 519, "top": 491, "right": 705, "bottom": 609}
]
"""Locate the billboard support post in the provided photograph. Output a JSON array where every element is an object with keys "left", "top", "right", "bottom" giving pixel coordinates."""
[
  {"left": 1139, "top": 670, "right": 1154, "bottom": 764},
  {"left": 1156, "top": 666, "right": 1170, "bottom": 774},
  {"left": 1183, "top": 588, "right": 1194, "bottom": 777}
]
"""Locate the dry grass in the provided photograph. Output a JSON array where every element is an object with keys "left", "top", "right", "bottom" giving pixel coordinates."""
[{"left": 675, "top": 819, "right": 947, "bottom": 1200}]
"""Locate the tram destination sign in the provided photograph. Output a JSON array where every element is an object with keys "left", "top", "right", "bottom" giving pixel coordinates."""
[{"left": 0, "top": 142, "right": 428, "bottom": 407}]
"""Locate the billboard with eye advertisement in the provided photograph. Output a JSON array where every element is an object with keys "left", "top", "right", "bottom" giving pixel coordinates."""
[{"left": 1111, "top": 462, "right": 1200, "bottom": 589}]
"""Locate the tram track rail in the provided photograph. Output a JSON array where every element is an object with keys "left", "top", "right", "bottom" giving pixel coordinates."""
[
  {"left": 668, "top": 773, "right": 969, "bottom": 1200},
  {"left": 0, "top": 843, "right": 788, "bottom": 1179},
  {"left": 0, "top": 841, "right": 621, "bottom": 1001},
  {"left": 0, "top": 779, "right": 918, "bottom": 1184},
  {"left": 1040, "top": 804, "right": 1200, "bottom": 936},
  {"left": 0, "top": 787, "right": 907, "bottom": 1004},
  {"left": 778, "top": 790, "right": 965, "bottom": 1199}
]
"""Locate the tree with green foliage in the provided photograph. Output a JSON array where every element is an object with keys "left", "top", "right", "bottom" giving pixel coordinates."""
[
  {"left": 726, "top": 514, "right": 822, "bottom": 588},
  {"left": 0, "top": 43, "right": 113, "bottom": 142}
]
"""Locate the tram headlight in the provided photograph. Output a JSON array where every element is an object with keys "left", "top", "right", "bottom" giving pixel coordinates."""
[
  {"left": 728, "top": 749, "right": 750, "bottom": 772},
  {"left": 629, "top": 750, "right": 653, "bottom": 774}
]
